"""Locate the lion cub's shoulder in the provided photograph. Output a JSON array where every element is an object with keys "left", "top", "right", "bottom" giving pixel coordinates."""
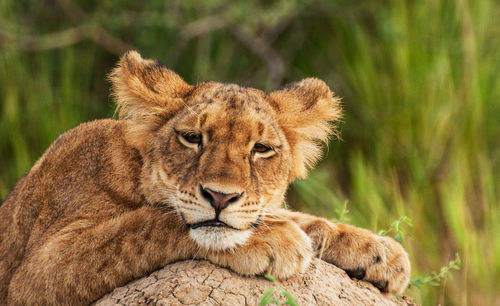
[
  {"left": 37, "top": 119, "right": 125, "bottom": 164},
  {"left": 24, "top": 118, "right": 142, "bottom": 209},
  {"left": 50, "top": 119, "right": 123, "bottom": 150}
]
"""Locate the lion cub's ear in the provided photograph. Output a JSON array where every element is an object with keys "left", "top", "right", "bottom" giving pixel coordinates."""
[
  {"left": 269, "top": 78, "right": 342, "bottom": 180},
  {"left": 109, "top": 51, "right": 193, "bottom": 149},
  {"left": 109, "top": 50, "right": 193, "bottom": 120}
]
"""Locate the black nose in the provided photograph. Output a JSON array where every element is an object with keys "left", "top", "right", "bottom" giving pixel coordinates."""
[{"left": 200, "top": 186, "right": 242, "bottom": 214}]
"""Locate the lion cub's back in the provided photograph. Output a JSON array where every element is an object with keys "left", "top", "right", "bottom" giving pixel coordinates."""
[
  {"left": 1, "top": 118, "right": 142, "bottom": 236},
  {"left": 1, "top": 119, "right": 118, "bottom": 218},
  {"left": 0, "top": 119, "right": 142, "bottom": 300}
]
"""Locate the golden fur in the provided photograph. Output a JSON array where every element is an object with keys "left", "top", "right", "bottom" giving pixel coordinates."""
[{"left": 0, "top": 51, "right": 410, "bottom": 305}]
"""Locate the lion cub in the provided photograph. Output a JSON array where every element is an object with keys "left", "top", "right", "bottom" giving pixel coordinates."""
[{"left": 0, "top": 51, "right": 410, "bottom": 304}]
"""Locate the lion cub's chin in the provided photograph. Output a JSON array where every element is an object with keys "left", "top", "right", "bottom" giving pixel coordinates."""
[{"left": 189, "top": 227, "right": 252, "bottom": 251}]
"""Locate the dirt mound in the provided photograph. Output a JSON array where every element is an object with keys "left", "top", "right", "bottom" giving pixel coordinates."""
[{"left": 94, "top": 258, "right": 415, "bottom": 305}]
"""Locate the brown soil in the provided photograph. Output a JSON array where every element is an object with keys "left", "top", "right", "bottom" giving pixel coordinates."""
[{"left": 94, "top": 258, "right": 416, "bottom": 305}]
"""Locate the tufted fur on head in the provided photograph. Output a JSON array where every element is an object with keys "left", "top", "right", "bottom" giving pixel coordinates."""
[
  {"left": 110, "top": 51, "right": 342, "bottom": 181},
  {"left": 108, "top": 50, "right": 194, "bottom": 150},
  {"left": 269, "top": 79, "right": 342, "bottom": 179}
]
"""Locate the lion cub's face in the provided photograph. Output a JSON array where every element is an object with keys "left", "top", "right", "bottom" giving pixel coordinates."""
[
  {"left": 110, "top": 51, "right": 341, "bottom": 251},
  {"left": 148, "top": 84, "right": 293, "bottom": 250}
]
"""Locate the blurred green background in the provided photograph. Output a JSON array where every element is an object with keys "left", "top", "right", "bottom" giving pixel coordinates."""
[{"left": 1, "top": 0, "right": 499, "bottom": 304}]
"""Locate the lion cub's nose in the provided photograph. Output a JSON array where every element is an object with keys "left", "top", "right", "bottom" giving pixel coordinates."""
[{"left": 201, "top": 187, "right": 242, "bottom": 213}]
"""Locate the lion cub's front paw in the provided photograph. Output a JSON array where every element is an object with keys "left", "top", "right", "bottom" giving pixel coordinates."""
[
  {"left": 340, "top": 234, "right": 411, "bottom": 294},
  {"left": 361, "top": 235, "right": 411, "bottom": 294},
  {"left": 207, "top": 221, "right": 313, "bottom": 280},
  {"left": 307, "top": 220, "right": 411, "bottom": 294}
]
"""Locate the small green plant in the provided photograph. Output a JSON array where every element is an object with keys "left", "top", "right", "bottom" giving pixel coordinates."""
[
  {"left": 378, "top": 216, "right": 413, "bottom": 244},
  {"left": 410, "top": 253, "right": 461, "bottom": 288},
  {"left": 332, "top": 200, "right": 351, "bottom": 223},
  {"left": 259, "top": 274, "right": 298, "bottom": 306},
  {"left": 377, "top": 217, "right": 461, "bottom": 291}
]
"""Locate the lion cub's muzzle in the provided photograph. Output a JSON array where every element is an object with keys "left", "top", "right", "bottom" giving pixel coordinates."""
[
  {"left": 187, "top": 185, "right": 244, "bottom": 229},
  {"left": 189, "top": 219, "right": 235, "bottom": 230},
  {"left": 187, "top": 185, "right": 253, "bottom": 250},
  {"left": 200, "top": 185, "right": 243, "bottom": 214}
]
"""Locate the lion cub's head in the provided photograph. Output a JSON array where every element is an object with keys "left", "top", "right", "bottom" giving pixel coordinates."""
[{"left": 110, "top": 51, "right": 341, "bottom": 251}]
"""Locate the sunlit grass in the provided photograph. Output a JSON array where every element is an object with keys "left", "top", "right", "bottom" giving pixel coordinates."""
[
  {"left": 0, "top": 48, "right": 114, "bottom": 196},
  {"left": 290, "top": 1, "right": 500, "bottom": 304}
]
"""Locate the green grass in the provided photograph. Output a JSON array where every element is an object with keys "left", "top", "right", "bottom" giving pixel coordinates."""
[
  {"left": 1, "top": 0, "right": 499, "bottom": 305},
  {"left": 259, "top": 275, "right": 298, "bottom": 306}
]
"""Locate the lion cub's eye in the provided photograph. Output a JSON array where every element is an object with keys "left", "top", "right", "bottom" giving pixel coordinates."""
[
  {"left": 253, "top": 143, "right": 272, "bottom": 154},
  {"left": 181, "top": 132, "right": 202, "bottom": 144}
]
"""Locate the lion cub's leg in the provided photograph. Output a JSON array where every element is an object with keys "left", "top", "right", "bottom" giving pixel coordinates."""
[
  {"left": 203, "top": 218, "right": 313, "bottom": 280},
  {"left": 283, "top": 210, "right": 410, "bottom": 294},
  {"left": 7, "top": 206, "right": 198, "bottom": 305}
]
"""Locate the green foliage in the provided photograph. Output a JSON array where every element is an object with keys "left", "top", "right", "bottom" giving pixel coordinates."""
[
  {"left": 410, "top": 253, "right": 462, "bottom": 288},
  {"left": 1, "top": 0, "right": 499, "bottom": 304},
  {"left": 379, "top": 216, "right": 461, "bottom": 290},
  {"left": 333, "top": 200, "right": 351, "bottom": 224},
  {"left": 378, "top": 216, "right": 413, "bottom": 244},
  {"left": 264, "top": 274, "right": 277, "bottom": 282},
  {"left": 259, "top": 275, "right": 298, "bottom": 306}
]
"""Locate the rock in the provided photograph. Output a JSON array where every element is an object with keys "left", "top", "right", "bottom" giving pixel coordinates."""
[{"left": 94, "top": 259, "right": 416, "bottom": 305}]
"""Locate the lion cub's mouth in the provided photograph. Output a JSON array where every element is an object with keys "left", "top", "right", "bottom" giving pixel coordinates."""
[{"left": 189, "top": 219, "right": 238, "bottom": 230}]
